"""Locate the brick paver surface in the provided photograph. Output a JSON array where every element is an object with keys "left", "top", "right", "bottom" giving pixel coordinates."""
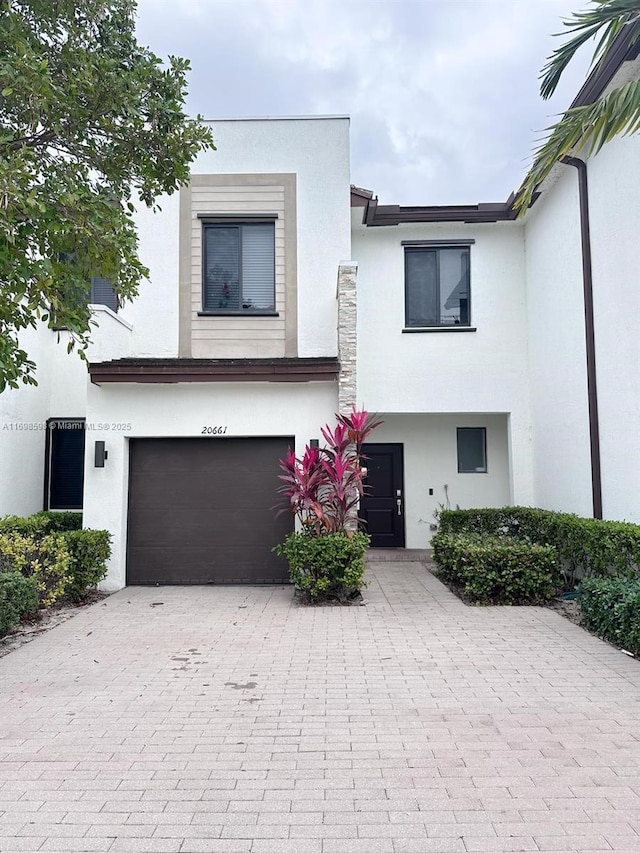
[{"left": 1, "top": 560, "right": 640, "bottom": 853}]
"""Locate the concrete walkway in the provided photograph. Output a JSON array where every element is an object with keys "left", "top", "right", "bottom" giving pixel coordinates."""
[{"left": 1, "top": 561, "right": 639, "bottom": 853}]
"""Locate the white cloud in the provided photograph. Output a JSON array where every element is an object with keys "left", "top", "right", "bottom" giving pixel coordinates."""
[{"left": 135, "top": 0, "right": 594, "bottom": 204}]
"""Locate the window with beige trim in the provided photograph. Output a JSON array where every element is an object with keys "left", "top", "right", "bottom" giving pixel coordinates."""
[
  {"left": 179, "top": 174, "right": 297, "bottom": 359},
  {"left": 201, "top": 222, "right": 276, "bottom": 314}
]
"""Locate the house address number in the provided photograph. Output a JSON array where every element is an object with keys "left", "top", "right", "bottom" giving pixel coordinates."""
[{"left": 201, "top": 425, "right": 228, "bottom": 435}]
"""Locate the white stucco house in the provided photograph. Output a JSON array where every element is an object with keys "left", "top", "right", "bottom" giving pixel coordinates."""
[{"left": 1, "top": 23, "right": 638, "bottom": 590}]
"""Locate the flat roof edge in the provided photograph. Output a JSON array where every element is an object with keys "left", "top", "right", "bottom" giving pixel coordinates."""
[{"left": 202, "top": 115, "right": 350, "bottom": 123}]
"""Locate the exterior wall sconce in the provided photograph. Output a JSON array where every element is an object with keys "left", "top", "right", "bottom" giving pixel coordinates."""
[
  {"left": 94, "top": 441, "right": 108, "bottom": 467},
  {"left": 309, "top": 439, "right": 319, "bottom": 449}
]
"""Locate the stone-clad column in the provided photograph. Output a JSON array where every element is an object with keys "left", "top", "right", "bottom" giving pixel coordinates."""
[{"left": 337, "top": 261, "right": 358, "bottom": 414}]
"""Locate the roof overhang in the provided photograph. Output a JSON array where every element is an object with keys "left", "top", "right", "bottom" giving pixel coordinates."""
[
  {"left": 362, "top": 194, "right": 518, "bottom": 226},
  {"left": 89, "top": 357, "right": 339, "bottom": 385}
]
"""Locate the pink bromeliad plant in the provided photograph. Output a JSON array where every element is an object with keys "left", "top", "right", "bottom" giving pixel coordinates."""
[{"left": 274, "top": 407, "right": 382, "bottom": 602}]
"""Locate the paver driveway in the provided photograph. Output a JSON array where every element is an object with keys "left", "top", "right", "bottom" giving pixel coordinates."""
[{"left": 1, "top": 560, "right": 640, "bottom": 853}]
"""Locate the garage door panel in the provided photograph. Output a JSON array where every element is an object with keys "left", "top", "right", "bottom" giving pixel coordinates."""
[
  {"left": 127, "top": 546, "right": 288, "bottom": 584},
  {"left": 128, "top": 508, "right": 287, "bottom": 548},
  {"left": 127, "top": 437, "right": 293, "bottom": 584}
]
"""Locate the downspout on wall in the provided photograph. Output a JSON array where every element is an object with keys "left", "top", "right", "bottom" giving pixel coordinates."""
[{"left": 562, "top": 156, "right": 603, "bottom": 519}]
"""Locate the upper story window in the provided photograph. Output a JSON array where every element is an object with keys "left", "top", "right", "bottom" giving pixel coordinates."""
[
  {"left": 202, "top": 222, "right": 276, "bottom": 314},
  {"left": 88, "top": 276, "right": 118, "bottom": 313},
  {"left": 405, "top": 246, "right": 470, "bottom": 328},
  {"left": 51, "top": 259, "right": 118, "bottom": 329}
]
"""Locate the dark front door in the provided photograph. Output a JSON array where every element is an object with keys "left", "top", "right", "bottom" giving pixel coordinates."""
[
  {"left": 127, "top": 437, "right": 293, "bottom": 585},
  {"left": 359, "top": 443, "right": 405, "bottom": 548}
]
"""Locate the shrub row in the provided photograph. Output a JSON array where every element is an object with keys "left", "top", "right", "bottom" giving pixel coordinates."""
[
  {"left": 0, "top": 572, "right": 39, "bottom": 635},
  {"left": 0, "top": 514, "right": 111, "bottom": 635},
  {"left": 0, "top": 511, "right": 83, "bottom": 536},
  {"left": 432, "top": 532, "right": 561, "bottom": 605},
  {"left": 438, "top": 507, "right": 640, "bottom": 581},
  {"left": 579, "top": 577, "right": 640, "bottom": 657}
]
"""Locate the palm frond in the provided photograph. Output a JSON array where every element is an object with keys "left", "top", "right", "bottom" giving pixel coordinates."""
[
  {"left": 540, "top": 0, "right": 640, "bottom": 100},
  {"left": 516, "top": 77, "right": 640, "bottom": 212}
]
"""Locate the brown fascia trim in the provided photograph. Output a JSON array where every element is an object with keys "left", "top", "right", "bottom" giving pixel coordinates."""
[
  {"left": 363, "top": 193, "right": 518, "bottom": 226},
  {"left": 570, "top": 18, "right": 640, "bottom": 108},
  {"left": 89, "top": 357, "right": 339, "bottom": 385},
  {"left": 562, "top": 156, "right": 603, "bottom": 520},
  {"left": 350, "top": 185, "right": 374, "bottom": 207}
]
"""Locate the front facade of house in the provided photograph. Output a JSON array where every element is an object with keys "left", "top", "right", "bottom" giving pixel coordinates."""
[{"left": 1, "top": 32, "right": 639, "bottom": 589}]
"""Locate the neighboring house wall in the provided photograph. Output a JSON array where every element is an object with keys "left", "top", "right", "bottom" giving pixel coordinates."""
[
  {"left": 587, "top": 133, "right": 640, "bottom": 523},
  {"left": 524, "top": 168, "right": 592, "bottom": 517},
  {"left": 351, "top": 216, "right": 534, "bottom": 506},
  {"left": 0, "top": 326, "right": 54, "bottom": 517},
  {"left": 525, "top": 131, "right": 640, "bottom": 523},
  {"left": 0, "top": 328, "right": 90, "bottom": 517}
]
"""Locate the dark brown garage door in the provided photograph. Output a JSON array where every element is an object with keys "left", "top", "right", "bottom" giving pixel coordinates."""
[{"left": 127, "top": 437, "right": 293, "bottom": 584}]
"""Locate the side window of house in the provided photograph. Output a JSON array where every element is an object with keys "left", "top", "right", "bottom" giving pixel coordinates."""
[
  {"left": 457, "top": 427, "right": 487, "bottom": 473},
  {"left": 202, "top": 222, "right": 276, "bottom": 314},
  {"left": 89, "top": 276, "right": 118, "bottom": 313},
  {"left": 405, "top": 246, "right": 470, "bottom": 328},
  {"left": 45, "top": 419, "right": 86, "bottom": 510}
]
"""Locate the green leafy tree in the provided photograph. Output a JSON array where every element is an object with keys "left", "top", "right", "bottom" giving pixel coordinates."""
[
  {"left": 0, "top": 0, "right": 214, "bottom": 390},
  {"left": 517, "top": 0, "right": 640, "bottom": 212}
]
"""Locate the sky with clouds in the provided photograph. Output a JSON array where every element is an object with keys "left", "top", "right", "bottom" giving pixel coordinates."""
[{"left": 135, "top": 0, "right": 594, "bottom": 206}]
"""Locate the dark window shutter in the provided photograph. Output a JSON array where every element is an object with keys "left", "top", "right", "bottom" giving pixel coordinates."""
[{"left": 48, "top": 421, "right": 86, "bottom": 509}]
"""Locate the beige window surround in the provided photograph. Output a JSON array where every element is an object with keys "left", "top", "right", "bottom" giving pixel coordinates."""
[{"left": 179, "top": 173, "right": 298, "bottom": 359}]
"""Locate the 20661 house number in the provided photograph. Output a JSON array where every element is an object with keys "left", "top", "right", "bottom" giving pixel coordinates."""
[{"left": 201, "top": 425, "right": 228, "bottom": 435}]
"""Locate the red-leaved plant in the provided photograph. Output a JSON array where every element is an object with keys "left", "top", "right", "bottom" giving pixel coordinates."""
[{"left": 277, "top": 407, "right": 382, "bottom": 534}]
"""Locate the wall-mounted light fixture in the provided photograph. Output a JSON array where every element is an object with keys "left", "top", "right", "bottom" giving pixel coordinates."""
[
  {"left": 94, "top": 441, "right": 108, "bottom": 467},
  {"left": 309, "top": 439, "right": 319, "bottom": 449}
]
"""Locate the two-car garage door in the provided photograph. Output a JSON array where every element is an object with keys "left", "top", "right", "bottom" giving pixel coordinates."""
[{"left": 127, "top": 437, "right": 293, "bottom": 584}]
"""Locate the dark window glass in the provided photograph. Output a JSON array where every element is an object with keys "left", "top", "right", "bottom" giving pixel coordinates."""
[
  {"left": 47, "top": 420, "right": 86, "bottom": 509},
  {"left": 457, "top": 427, "right": 487, "bottom": 473},
  {"left": 405, "top": 247, "right": 470, "bottom": 327},
  {"left": 203, "top": 223, "right": 275, "bottom": 312}
]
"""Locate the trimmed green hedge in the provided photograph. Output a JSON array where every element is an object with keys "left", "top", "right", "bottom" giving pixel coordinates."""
[
  {"left": 438, "top": 507, "right": 640, "bottom": 581},
  {"left": 0, "top": 572, "right": 39, "bottom": 635},
  {"left": 0, "top": 513, "right": 110, "bottom": 605},
  {"left": 63, "top": 529, "right": 111, "bottom": 602},
  {"left": 432, "top": 532, "right": 561, "bottom": 605},
  {"left": 0, "top": 511, "right": 82, "bottom": 536},
  {"left": 275, "top": 530, "right": 369, "bottom": 601},
  {"left": 580, "top": 577, "right": 640, "bottom": 656},
  {"left": 36, "top": 511, "right": 83, "bottom": 532}
]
